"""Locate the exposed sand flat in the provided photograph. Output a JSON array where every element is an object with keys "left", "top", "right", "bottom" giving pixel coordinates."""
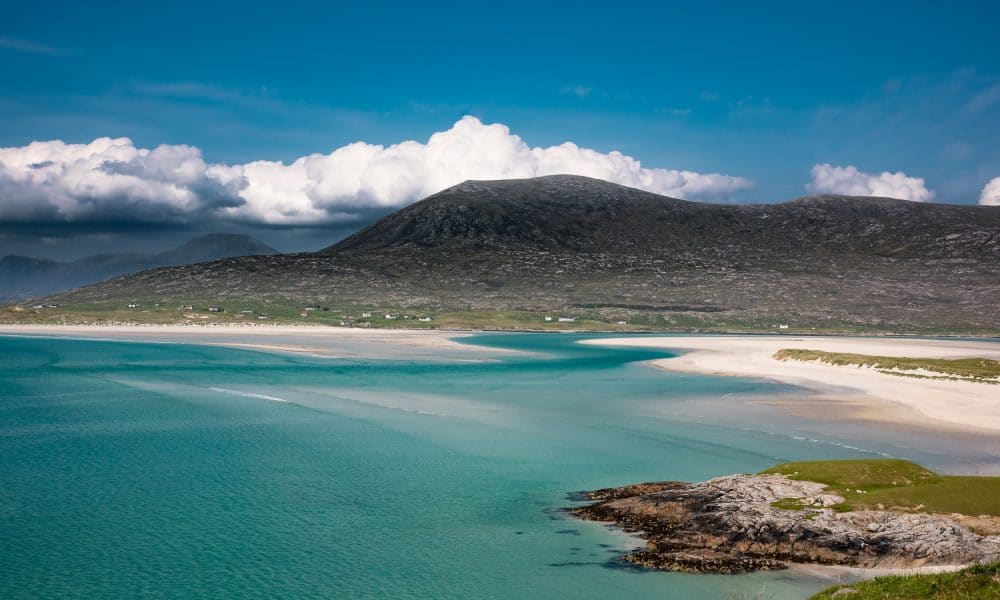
[
  {"left": 582, "top": 336, "right": 1000, "bottom": 433},
  {"left": 0, "top": 324, "right": 499, "bottom": 360}
]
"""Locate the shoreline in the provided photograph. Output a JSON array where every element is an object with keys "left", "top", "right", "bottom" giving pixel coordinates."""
[
  {"left": 787, "top": 562, "right": 967, "bottom": 582},
  {"left": 0, "top": 323, "right": 495, "bottom": 359},
  {"left": 6, "top": 324, "right": 998, "bottom": 437},
  {"left": 582, "top": 335, "right": 1000, "bottom": 435}
]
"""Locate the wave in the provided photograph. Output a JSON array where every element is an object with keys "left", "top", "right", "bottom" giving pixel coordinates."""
[{"left": 209, "top": 387, "right": 290, "bottom": 403}]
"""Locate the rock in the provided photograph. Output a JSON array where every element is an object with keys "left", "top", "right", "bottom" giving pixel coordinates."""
[{"left": 569, "top": 473, "right": 1000, "bottom": 574}]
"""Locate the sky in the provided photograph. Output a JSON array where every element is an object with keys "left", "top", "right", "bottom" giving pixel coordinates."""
[{"left": 1, "top": 0, "right": 998, "bottom": 258}]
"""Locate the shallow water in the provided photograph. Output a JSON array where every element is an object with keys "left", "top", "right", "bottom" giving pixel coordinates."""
[{"left": 0, "top": 333, "right": 979, "bottom": 598}]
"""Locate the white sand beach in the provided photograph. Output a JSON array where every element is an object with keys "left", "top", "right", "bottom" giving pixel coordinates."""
[
  {"left": 583, "top": 336, "right": 1000, "bottom": 434},
  {"left": 0, "top": 324, "right": 493, "bottom": 360}
]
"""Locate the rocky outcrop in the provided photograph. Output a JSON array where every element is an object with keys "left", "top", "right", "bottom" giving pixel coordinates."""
[{"left": 570, "top": 474, "right": 1000, "bottom": 574}]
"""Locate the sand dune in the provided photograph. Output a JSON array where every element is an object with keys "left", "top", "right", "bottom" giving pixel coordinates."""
[{"left": 583, "top": 336, "right": 1000, "bottom": 433}]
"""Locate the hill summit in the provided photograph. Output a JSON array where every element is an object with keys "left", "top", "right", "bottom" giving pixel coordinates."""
[{"left": 329, "top": 175, "right": 998, "bottom": 259}]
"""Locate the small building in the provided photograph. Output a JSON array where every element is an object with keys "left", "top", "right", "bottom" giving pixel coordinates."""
[
  {"left": 207, "top": 306, "right": 224, "bottom": 313},
  {"left": 300, "top": 309, "right": 309, "bottom": 318},
  {"left": 127, "top": 302, "right": 139, "bottom": 309},
  {"left": 557, "top": 317, "right": 576, "bottom": 323},
  {"left": 240, "top": 310, "right": 254, "bottom": 314},
  {"left": 257, "top": 314, "right": 269, "bottom": 320},
  {"left": 544, "top": 316, "right": 553, "bottom": 322},
  {"left": 617, "top": 320, "right": 627, "bottom": 325},
  {"left": 778, "top": 324, "right": 789, "bottom": 330},
  {"left": 418, "top": 317, "right": 432, "bottom": 322},
  {"left": 384, "top": 313, "right": 396, "bottom": 320},
  {"left": 361, "top": 312, "right": 372, "bottom": 318}
]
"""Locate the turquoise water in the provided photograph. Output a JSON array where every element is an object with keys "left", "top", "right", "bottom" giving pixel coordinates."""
[{"left": 0, "top": 333, "right": 947, "bottom": 598}]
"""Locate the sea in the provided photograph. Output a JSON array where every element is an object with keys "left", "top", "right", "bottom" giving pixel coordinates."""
[{"left": 0, "top": 332, "right": 989, "bottom": 599}]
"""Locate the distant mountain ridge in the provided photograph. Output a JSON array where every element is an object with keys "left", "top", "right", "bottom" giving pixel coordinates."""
[
  {"left": 29, "top": 176, "right": 1000, "bottom": 332},
  {"left": 0, "top": 233, "right": 277, "bottom": 302}
]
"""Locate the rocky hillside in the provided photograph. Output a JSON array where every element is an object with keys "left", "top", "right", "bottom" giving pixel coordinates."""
[
  {"left": 330, "top": 175, "right": 999, "bottom": 259},
  {"left": 32, "top": 175, "right": 1000, "bottom": 332}
]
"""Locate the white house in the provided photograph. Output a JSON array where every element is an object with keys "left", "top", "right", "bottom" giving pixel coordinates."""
[
  {"left": 557, "top": 317, "right": 576, "bottom": 323},
  {"left": 418, "top": 317, "right": 432, "bottom": 322},
  {"left": 544, "top": 316, "right": 553, "bottom": 322}
]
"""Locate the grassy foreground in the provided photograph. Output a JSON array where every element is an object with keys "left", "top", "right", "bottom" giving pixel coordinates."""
[
  {"left": 773, "top": 348, "right": 1000, "bottom": 382},
  {"left": 761, "top": 459, "right": 1000, "bottom": 516},
  {"left": 810, "top": 561, "right": 1000, "bottom": 599}
]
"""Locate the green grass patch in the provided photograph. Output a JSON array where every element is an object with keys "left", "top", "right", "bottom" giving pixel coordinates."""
[
  {"left": 762, "top": 459, "right": 1000, "bottom": 516},
  {"left": 770, "top": 497, "right": 811, "bottom": 510},
  {"left": 774, "top": 349, "right": 1000, "bottom": 382},
  {"left": 810, "top": 561, "right": 1000, "bottom": 599},
  {"left": 4, "top": 302, "right": 1000, "bottom": 336}
]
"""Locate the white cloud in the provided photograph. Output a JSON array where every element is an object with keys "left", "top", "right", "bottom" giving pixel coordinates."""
[
  {"left": 807, "top": 163, "right": 934, "bottom": 202},
  {"left": 229, "top": 117, "right": 754, "bottom": 224},
  {"left": 0, "top": 36, "right": 62, "bottom": 56},
  {"left": 981, "top": 177, "right": 1000, "bottom": 206},
  {"left": 0, "top": 138, "right": 246, "bottom": 224},
  {"left": 0, "top": 116, "right": 754, "bottom": 227}
]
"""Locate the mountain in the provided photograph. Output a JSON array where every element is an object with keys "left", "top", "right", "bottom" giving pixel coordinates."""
[
  {"left": 329, "top": 176, "right": 996, "bottom": 259},
  {"left": 0, "top": 233, "right": 277, "bottom": 302},
  {"left": 154, "top": 233, "right": 280, "bottom": 267},
  {"left": 29, "top": 175, "right": 1000, "bottom": 332}
]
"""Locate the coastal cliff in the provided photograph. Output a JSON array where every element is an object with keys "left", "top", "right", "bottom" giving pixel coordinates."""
[{"left": 570, "top": 473, "right": 1000, "bottom": 574}]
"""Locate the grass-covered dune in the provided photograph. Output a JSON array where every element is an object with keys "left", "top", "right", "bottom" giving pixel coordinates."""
[
  {"left": 761, "top": 459, "right": 1000, "bottom": 517},
  {"left": 810, "top": 561, "right": 1000, "bottom": 599},
  {"left": 774, "top": 348, "right": 1000, "bottom": 383}
]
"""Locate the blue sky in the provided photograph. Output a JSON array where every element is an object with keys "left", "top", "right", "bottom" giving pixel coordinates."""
[{"left": 1, "top": 0, "right": 998, "bottom": 255}]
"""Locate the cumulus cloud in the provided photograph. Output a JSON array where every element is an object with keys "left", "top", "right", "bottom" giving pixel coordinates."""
[
  {"left": 981, "top": 177, "right": 1000, "bottom": 206},
  {"left": 0, "top": 116, "right": 754, "bottom": 227},
  {"left": 0, "top": 138, "right": 246, "bottom": 225},
  {"left": 807, "top": 163, "right": 934, "bottom": 202}
]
